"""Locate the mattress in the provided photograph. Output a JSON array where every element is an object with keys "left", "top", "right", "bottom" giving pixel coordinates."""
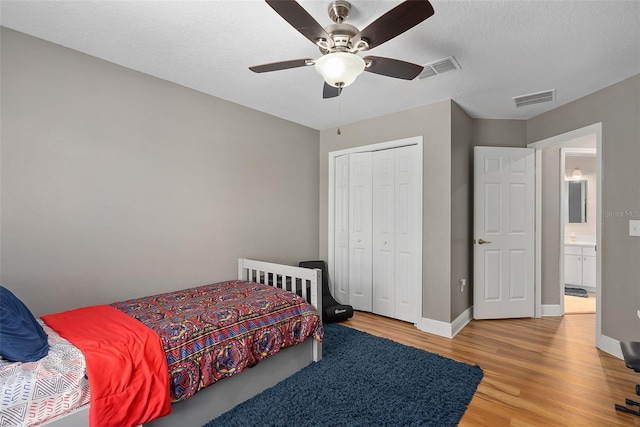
[{"left": 0, "top": 321, "right": 90, "bottom": 427}]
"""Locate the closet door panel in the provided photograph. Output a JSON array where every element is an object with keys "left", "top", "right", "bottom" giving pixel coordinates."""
[
  {"left": 394, "top": 146, "right": 419, "bottom": 323},
  {"left": 348, "top": 152, "right": 373, "bottom": 311},
  {"left": 334, "top": 155, "right": 350, "bottom": 303},
  {"left": 373, "top": 150, "right": 395, "bottom": 318},
  {"left": 395, "top": 250, "right": 411, "bottom": 310}
]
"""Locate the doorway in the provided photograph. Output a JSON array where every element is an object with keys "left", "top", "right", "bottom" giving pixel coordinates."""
[
  {"left": 528, "top": 123, "right": 603, "bottom": 350},
  {"left": 561, "top": 148, "right": 597, "bottom": 314}
]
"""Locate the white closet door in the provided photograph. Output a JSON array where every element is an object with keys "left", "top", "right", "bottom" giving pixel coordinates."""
[
  {"left": 372, "top": 149, "right": 396, "bottom": 318},
  {"left": 393, "top": 145, "right": 419, "bottom": 323},
  {"left": 334, "top": 154, "right": 350, "bottom": 304},
  {"left": 348, "top": 152, "right": 373, "bottom": 311}
]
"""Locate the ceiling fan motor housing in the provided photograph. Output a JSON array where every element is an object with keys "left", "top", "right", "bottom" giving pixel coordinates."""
[
  {"left": 320, "top": 23, "right": 360, "bottom": 53},
  {"left": 328, "top": 0, "right": 351, "bottom": 23},
  {"left": 322, "top": 2, "right": 370, "bottom": 54}
]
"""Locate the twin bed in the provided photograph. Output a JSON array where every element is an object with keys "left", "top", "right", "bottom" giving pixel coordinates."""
[{"left": 1, "top": 259, "right": 323, "bottom": 427}]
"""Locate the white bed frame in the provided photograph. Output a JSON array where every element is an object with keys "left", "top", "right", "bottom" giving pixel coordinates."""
[{"left": 41, "top": 259, "right": 322, "bottom": 427}]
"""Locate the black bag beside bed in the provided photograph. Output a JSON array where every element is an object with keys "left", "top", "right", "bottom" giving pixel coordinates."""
[{"left": 299, "top": 260, "right": 353, "bottom": 323}]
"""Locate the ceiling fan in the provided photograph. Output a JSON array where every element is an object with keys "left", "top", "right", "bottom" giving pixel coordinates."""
[{"left": 249, "top": 0, "right": 435, "bottom": 98}]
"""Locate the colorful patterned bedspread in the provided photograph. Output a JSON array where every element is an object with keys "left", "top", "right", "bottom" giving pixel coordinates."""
[
  {"left": 111, "top": 280, "right": 323, "bottom": 402},
  {"left": 0, "top": 321, "right": 90, "bottom": 427}
]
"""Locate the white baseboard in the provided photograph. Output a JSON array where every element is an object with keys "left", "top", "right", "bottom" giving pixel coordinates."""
[
  {"left": 418, "top": 317, "right": 452, "bottom": 338},
  {"left": 418, "top": 306, "right": 473, "bottom": 339},
  {"left": 598, "top": 333, "right": 622, "bottom": 359},
  {"left": 541, "top": 304, "right": 563, "bottom": 317},
  {"left": 452, "top": 306, "right": 474, "bottom": 337}
]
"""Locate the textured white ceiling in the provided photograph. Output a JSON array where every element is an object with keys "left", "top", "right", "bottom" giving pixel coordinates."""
[{"left": 1, "top": 0, "right": 639, "bottom": 130}]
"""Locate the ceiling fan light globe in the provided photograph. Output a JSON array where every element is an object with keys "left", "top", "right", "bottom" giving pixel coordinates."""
[{"left": 315, "top": 52, "right": 365, "bottom": 88}]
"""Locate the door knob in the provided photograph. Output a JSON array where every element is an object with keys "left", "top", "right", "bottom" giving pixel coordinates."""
[{"left": 477, "top": 238, "right": 491, "bottom": 245}]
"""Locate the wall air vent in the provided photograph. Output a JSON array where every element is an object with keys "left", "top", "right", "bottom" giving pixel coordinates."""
[
  {"left": 418, "top": 56, "right": 461, "bottom": 80},
  {"left": 513, "top": 89, "right": 556, "bottom": 108}
]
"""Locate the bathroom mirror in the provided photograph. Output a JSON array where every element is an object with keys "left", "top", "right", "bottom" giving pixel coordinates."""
[{"left": 566, "top": 180, "right": 587, "bottom": 223}]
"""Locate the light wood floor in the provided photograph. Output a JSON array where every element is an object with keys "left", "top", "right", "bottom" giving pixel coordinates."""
[
  {"left": 565, "top": 292, "right": 596, "bottom": 314},
  {"left": 341, "top": 311, "right": 639, "bottom": 426}
]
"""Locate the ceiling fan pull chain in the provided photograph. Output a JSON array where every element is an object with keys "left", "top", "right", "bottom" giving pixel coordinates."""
[{"left": 337, "top": 100, "right": 342, "bottom": 135}]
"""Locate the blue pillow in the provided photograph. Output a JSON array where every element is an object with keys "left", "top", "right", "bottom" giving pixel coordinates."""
[{"left": 0, "top": 286, "right": 49, "bottom": 362}]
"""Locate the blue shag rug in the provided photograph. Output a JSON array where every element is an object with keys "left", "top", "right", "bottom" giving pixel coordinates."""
[{"left": 203, "top": 323, "right": 483, "bottom": 427}]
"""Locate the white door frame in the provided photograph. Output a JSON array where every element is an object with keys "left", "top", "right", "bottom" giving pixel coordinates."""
[
  {"left": 328, "top": 136, "right": 423, "bottom": 323},
  {"left": 528, "top": 123, "right": 604, "bottom": 352}
]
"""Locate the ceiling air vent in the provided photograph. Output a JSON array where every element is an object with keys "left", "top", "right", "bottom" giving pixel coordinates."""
[
  {"left": 418, "top": 56, "right": 461, "bottom": 80},
  {"left": 513, "top": 89, "right": 556, "bottom": 108}
]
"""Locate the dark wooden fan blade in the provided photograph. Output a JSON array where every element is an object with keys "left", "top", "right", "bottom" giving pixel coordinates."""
[
  {"left": 323, "top": 83, "right": 342, "bottom": 99},
  {"left": 266, "top": 0, "right": 333, "bottom": 47},
  {"left": 352, "top": 0, "right": 435, "bottom": 50},
  {"left": 363, "top": 56, "right": 424, "bottom": 80},
  {"left": 249, "top": 58, "right": 314, "bottom": 73}
]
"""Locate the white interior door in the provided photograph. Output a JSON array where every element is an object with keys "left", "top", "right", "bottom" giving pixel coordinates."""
[
  {"left": 349, "top": 152, "right": 373, "bottom": 311},
  {"left": 474, "top": 147, "right": 535, "bottom": 319},
  {"left": 334, "top": 154, "right": 350, "bottom": 304}
]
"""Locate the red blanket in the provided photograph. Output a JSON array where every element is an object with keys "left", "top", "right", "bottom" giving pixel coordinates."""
[{"left": 42, "top": 305, "right": 171, "bottom": 427}]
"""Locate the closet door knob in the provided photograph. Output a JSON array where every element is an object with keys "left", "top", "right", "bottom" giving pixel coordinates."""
[
  {"left": 357, "top": 239, "right": 362, "bottom": 243},
  {"left": 383, "top": 241, "right": 387, "bottom": 245}
]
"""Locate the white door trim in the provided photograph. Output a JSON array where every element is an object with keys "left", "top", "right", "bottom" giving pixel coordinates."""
[
  {"left": 328, "top": 136, "right": 423, "bottom": 324},
  {"left": 528, "top": 123, "right": 605, "bottom": 353}
]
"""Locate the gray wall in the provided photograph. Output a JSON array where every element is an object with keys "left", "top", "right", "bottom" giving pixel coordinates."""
[
  {"left": 472, "top": 119, "right": 527, "bottom": 148},
  {"left": 319, "top": 101, "right": 453, "bottom": 323},
  {"left": 541, "top": 146, "right": 562, "bottom": 305},
  {"left": 527, "top": 74, "right": 640, "bottom": 341},
  {"left": 450, "top": 102, "right": 474, "bottom": 319},
  {"left": 0, "top": 28, "right": 320, "bottom": 317}
]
